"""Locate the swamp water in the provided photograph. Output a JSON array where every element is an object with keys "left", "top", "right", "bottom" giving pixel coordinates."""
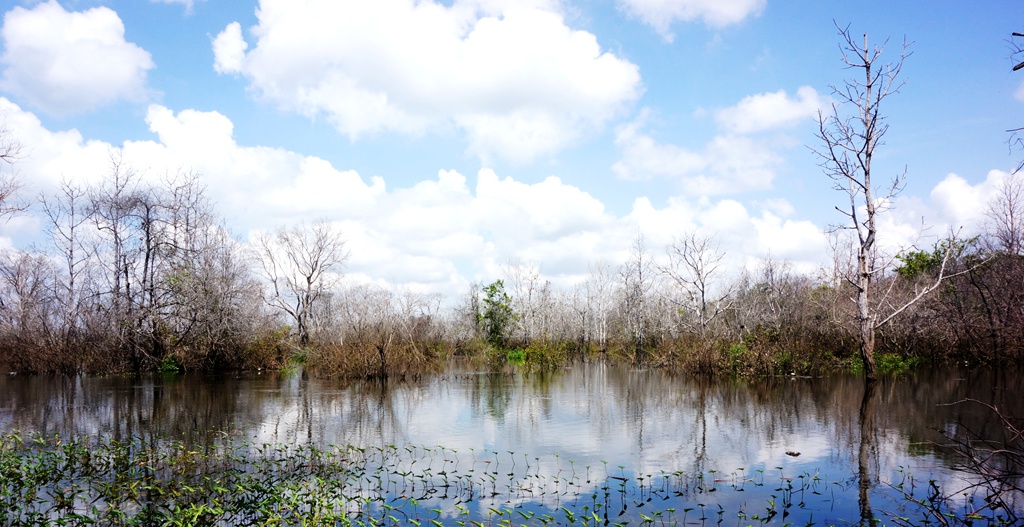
[{"left": 1, "top": 363, "right": 1021, "bottom": 525}]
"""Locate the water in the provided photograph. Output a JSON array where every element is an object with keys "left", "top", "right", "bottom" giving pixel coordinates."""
[{"left": 1, "top": 363, "right": 1021, "bottom": 525}]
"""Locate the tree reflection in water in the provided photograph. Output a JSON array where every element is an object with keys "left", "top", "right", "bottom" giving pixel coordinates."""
[
  {"left": 858, "top": 379, "right": 877, "bottom": 526},
  {"left": 1, "top": 363, "right": 1021, "bottom": 524}
]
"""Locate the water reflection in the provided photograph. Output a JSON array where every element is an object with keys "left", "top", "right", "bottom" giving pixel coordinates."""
[
  {"left": 1, "top": 363, "right": 1021, "bottom": 522},
  {"left": 858, "top": 380, "right": 877, "bottom": 526}
]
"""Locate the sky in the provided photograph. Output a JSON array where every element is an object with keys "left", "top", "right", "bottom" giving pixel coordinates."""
[{"left": 0, "top": 0, "right": 1021, "bottom": 300}]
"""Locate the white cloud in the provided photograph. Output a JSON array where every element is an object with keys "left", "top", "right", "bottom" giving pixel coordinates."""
[
  {"left": 612, "top": 113, "right": 706, "bottom": 181},
  {"left": 616, "top": 0, "right": 765, "bottom": 41},
  {"left": 715, "top": 86, "right": 828, "bottom": 134},
  {"left": 0, "top": 0, "right": 153, "bottom": 116},
  {"left": 750, "top": 212, "right": 828, "bottom": 262},
  {"left": 212, "top": 0, "right": 642, "bottom": 162},
  {"left": 929, "top": 171, "right": 1005, "bottom": 230},
  {"left": 612, "top": 110, "right": 782, "bottom": 194},
  {"left": 613, "top": 86, "right": 825, "bottom": 195},
  {"left": 16, "top": 97, "right": 980, "bottom": 301},
  {"left": 212, "top": 22, "right": 247, "bottom": 75},
  {"left": 623, "top": 195, "right": 827, "bottom": 277}
]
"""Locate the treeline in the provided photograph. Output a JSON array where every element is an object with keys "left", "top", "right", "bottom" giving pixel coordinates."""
[
  {"left": 0, "top": 160, "right": 1022, "bottom": 376},
  {"left": 466, "top": 232, "right": 1024, "bottom": 377},
  {"left": 0, "top": 161, "right": 281, "bottom": 373}
]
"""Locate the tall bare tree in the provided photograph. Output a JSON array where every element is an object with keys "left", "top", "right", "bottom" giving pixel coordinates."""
[
  {"left": 815, "top": 25, "right": 962, "bottom": 380},
  {"left": 41, "top": 179, "right": 93, "bottom": 352},
  {"left": 254, "top": 220, "right": 347, "bottom": 347},
  {"left": 815, "top": 25, "right": 909, "bottom": 380},
  {"left": 503, "top": 258, "right": 543, "bottom": 341},
  {"left": 585, "top": 260, "right": 615, "bottom": 351}
]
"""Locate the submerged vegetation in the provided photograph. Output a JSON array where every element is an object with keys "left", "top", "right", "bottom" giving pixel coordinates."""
[{"left": 1, "top": 431, "right": 1019, "bottom": 527}]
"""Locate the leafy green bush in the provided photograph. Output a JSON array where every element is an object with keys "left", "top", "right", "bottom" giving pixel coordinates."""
[{"left": 158, "top": 355, "right": 183, "bottom": 375}]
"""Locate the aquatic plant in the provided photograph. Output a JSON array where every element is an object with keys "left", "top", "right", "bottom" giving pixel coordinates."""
[{"left": 1, "top": 430, "right": 1018, "bottom": 526}]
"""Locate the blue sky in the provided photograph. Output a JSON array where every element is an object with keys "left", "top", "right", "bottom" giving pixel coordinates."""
[{"left": 0, "top": 0, "right": 1021, "bottom": 297}]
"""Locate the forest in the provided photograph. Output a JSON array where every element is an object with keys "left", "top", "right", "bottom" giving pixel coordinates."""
[{"left": 0, "top": 146, "right": 1020, "bottom": 378}]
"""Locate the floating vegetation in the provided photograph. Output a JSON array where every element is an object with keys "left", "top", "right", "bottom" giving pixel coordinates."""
[{"left": 0, "top": 431, "right": 1017, "bottom": 526}]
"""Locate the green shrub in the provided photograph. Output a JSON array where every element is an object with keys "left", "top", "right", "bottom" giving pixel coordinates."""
[
  {"left": 506, "top": 348, "right": 525, "bottom": 365},
  {"left": 876, "top": 352, "right": 923, "bottom": 374},
  {"left": 158, "top": 355, "right": 183, "bottom": 375}
]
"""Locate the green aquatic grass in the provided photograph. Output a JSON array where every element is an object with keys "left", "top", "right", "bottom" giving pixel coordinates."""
[{"left": 0, "top": 431, "right": 1017, "bottom": 526}]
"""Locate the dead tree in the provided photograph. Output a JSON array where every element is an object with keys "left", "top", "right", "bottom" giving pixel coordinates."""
[
  {"left": 984, "top": 173, "right": 1024, "bottom": 255},
  {"left": 254, "top": 220, "right": 347, "bottom": 347},
  {"left": 814, "top": 24, "right": 957, "bottom": 380},
  {"left": 41, "top": 179, "right": 93, "bottom": 354},
  {"left": 659, "top": 231, "right": 733, "bottom": 339},
  {"left": 0, "top": 122, "right": 25, "bottom": 220},
  {"left": 619, "top": 232, "right": 655, "bottom": 363}
]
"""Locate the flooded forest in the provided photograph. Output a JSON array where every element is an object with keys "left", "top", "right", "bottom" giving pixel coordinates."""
[
  {"left": 1, "top": 24, "right": 1024, "bottom": 524},
  {"left": 0, "top": 154, "right": 1021, "bottom": 378}
]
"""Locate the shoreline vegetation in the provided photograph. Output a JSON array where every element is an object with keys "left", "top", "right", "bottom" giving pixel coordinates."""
[
  {"left": 1, "top": 194, "right": 1022, "bottom": 378},
  {"left": 1, "top": 180, "right": 1023, "bottom": 379},
  {"left": 0, "top": 164, "right": 1021, "bottom": 378}
]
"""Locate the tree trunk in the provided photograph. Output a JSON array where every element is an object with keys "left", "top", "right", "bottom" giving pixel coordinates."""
[{"left": 858, "top": 245, "right": 877, "bottom": 380}]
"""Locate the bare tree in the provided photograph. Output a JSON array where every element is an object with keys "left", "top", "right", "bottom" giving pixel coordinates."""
[
  {"left": 87, "top": 155, "right": 152, "bottom": 366},
  {"left": 0, "top": 122, "right": 25, "bottom": 220},
  {"left": 730, "top": 254, "right": 793, "bottom": 340},
  {"left": 0, "top": 251, "right": 55, "bottom": 371},
  {"left": 41, "top": 179, "right": 93, "bottom": 352},
  {"left": 984, "top": 172, "right": 1024, "bottom": 255},
  {"left": 585, "top": 260, "right": 616, "bottom": 351},
  {"left": 815, "top": 25, "right": 916, "bottom": 380},
  {"left": 503, "top": 258, "right": 543, "bottom": 342},
  {"left": 619, "top": 231, "right": 655, "bottom": 363},
  {"left": 818, "top": 26, "right": 972, "bottom": 380},
  {"left": 660, "top": 231, "right": 733, "bottom": 338},
  {"left": 254, "top": 220, "right": 347, "bottom": 347}
]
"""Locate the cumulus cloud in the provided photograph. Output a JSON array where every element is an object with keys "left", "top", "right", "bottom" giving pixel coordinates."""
[
  {"left": 211, "top": 0, "right": 642, "bottom": 162},
  {"left": 212, "top": 22, "right": 247, "bottom": 74},
  {"left": 0, "top": 1, "right": 153, "bottom": 116},
  {"left": 930, "top": 170, "right": 1010, "bottom": 231},
  {"left": 616, "top": 0, "right": 765, "bottom": 41},
  {"left": 1, "top": 96, "right": 838, "bottom": 297},
  {"left": 715, "top": 86, "right": 827, "bottom": 134},
  {"left": 612, "top": 110, "right": 782, "bottom": 194},
  {"left": 613, "top": 87, "right": 827, "bottom": 194}
]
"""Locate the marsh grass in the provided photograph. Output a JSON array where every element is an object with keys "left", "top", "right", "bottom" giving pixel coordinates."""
[{"left": 1, "top": 431, "right": 1017, "bottom": 526}]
